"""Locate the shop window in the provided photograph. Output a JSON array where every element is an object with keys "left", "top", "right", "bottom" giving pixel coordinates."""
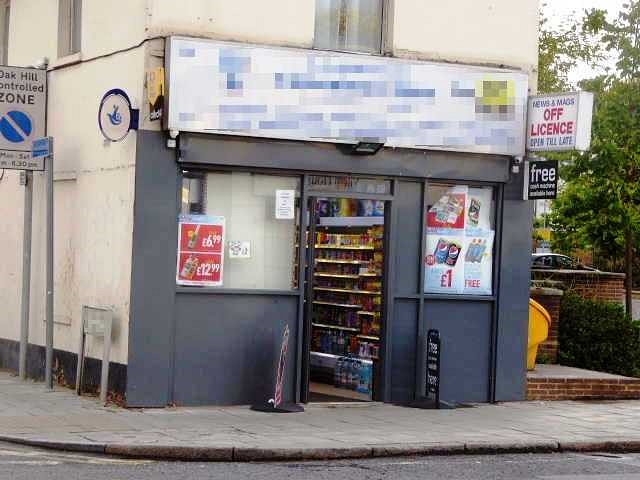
[
  {"left": 424, "top": 184, "right": 496, "bottom": 296},
  {"left": 314, "top": 0, "right": 384, "bottom": 54},
  {"left": 178, "top": 171, "right": 301, "bottom": 291},
  {"left": 58, "top": 0, "right": 82, "bottom": 58}
]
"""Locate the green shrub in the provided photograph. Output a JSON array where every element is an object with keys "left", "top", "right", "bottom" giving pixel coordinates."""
[
  {"left": 536, "top": 352, "right": 553, "bottom": 365},
  {"left": 558, "top": 293, "right": 640, "bottom": 378}
]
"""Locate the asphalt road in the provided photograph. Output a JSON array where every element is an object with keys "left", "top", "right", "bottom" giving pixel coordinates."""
[{"left": 3, "top": 442, "right": 640, "bottom": 480}]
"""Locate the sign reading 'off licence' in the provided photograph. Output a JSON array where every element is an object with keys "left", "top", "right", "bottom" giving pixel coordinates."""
[{"left": 526, "top": 91, "right": 593, "bottom": 152}]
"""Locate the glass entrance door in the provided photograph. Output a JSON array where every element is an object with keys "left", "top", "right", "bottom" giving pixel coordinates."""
[{"left": 303, "top": 196, "right": 387, "bottom": 402}]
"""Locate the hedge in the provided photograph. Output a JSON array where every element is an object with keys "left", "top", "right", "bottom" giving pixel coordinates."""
[{"left": 558, "top": 293, "right": 640, "bottom": 378}]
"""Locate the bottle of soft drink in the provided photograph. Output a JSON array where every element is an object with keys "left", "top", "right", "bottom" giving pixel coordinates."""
[
  {"left": 346, "top": 358, "right": 355, "bottom": 390},
  {"left": 341, "top": 357, "right": 348, "bottom": 387},
  {"left": 334, "top": 358, "right": 343, "bottom": 387},
  {"left": 465, "top": 239, "right": 477, "bottom": 262},
  {"left": 357, "top": 362, "right": 371, "bottom": 394}
]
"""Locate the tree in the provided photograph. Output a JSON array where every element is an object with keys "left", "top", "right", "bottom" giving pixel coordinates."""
[
  {"left": 537, "top": 3, "right": 603, "bottom": 94},
  {"left": 550, "top": 2, "right": 640, "bottom": 313}
]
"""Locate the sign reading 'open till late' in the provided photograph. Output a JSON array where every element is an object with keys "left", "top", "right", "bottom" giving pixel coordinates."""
[{"left": 526, "top": 91, "right": 593, "bottom": 152}]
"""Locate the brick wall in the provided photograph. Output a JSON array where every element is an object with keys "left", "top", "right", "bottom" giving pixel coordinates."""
[
  {"left": 531, "top": 270, "right": 625, "bottom": 304},
  {"left": 528, "top": 377, "right": 640, "bottom": 401},
  {"left": 530, "top": 287, "right": 562, "bottom": 363}
]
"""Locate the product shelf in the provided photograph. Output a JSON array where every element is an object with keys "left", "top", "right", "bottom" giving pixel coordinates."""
[
  {"left": 313, "top": 300, "right": 361, "bottom": 309},
  {"left": 314, "top": 273, "right": 360, "bottom": 279},
  {"left": 312, "top": 322, "right": 358, "bottom": 332},
  {"left": 357, "top": 310, "right": 378, "bottom": 316},
  {"left": 310, "top": 351, "right": 374, "bottom": 367},
  {"left": 314, "top": 287, "right": 382, "bottom": 295},
  {"left": 357, "top": 334, "right": 380, "bottom": 341},
  {"left": 314, "top": 244, "right": 374, "bottom": 250},
  {"left": 309, "top": 381, "right": 371, "bottom": 401},
  {"left": 315, "top": 259, "right": 370, "bottom": 265},
  {"left": 318, "top": 216, "right": 384, "bottom": 227}
]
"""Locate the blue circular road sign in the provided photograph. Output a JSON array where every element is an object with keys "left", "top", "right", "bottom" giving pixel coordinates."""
[{"left": 0, "top": 110, "right": 33, "bottom": 143}]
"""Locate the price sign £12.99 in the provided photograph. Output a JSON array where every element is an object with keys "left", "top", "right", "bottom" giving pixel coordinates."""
[{"left": 176, "top": 215, "right": 225, "bottom": 287}]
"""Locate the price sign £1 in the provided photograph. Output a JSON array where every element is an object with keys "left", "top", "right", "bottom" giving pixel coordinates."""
[{"left": 176, "top": 215, "right": 225, "bottom": 287}]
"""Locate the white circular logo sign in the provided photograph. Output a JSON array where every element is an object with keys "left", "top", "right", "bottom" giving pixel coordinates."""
[{"left": 98, "top": 89, "right": 133, "bottom": 142}]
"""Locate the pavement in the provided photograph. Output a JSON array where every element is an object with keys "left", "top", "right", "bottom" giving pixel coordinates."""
[
  {"left": 3, "top": 372, "right": 640, "bottom": 462},
  {"left": 527, "top": 363, "right": 640, "bottom": 380}
]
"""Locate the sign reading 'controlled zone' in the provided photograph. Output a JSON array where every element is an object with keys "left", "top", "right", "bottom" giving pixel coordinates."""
[
  {"left": 523, "top": 159, "right": 558, "bottom": 200},
  {"left": 0, "top": 67, "right": 46, "bottom": 169}
]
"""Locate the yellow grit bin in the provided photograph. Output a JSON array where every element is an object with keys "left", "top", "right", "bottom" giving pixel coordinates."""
[{"left": 528, "top": 299, "right": 551, "bottom": 370}]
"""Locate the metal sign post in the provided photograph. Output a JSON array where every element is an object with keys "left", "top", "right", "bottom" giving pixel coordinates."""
[
  {"left": 0, "top": 67, "right": 46, "bottom": 381},
  {"left": 18, "top": 170, "right": 32, "bottom": 379},
  {"left": 16, "top": 137, "right": 51, "bottom": 380},
  {"left": 44, "top": 138, "right": 54, "bottom": 390}
]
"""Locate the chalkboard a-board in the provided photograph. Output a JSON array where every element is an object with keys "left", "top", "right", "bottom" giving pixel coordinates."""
[{"left": 426, "top": 329, "right": 441, "bottom": 406}]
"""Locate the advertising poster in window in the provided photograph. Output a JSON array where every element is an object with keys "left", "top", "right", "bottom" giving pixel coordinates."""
[
  {"left": 462, "top": 231, "right": 494, "bottom": 295},
  {"left": 425, "top": 234, "right": 466, "bottom": 293},
  {"left": 176, "top": 215, "right": 225, "bottom": 287},
  {"left": 425, "top": 186, "right": 494, "bottom": 295},
  {"left": 426, "top": 186, "right": 467, "bottom": 231}
]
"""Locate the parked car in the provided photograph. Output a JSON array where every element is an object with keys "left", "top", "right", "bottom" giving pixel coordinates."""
[{"left": 531, "top": 253, "right": 599, "bottom": 271}]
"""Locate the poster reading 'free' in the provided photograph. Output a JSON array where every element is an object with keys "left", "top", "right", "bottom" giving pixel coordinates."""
[{"left": 176, "top": 215, "right": 225, "bottom": 287}]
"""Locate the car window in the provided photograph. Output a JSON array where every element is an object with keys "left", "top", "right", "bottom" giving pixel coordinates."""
[
  {"left": 532, "top": 256, "right": 552, "bottom": 267},
  {"left": 556, "top": 256, "right": 575, "bottom": 269}
]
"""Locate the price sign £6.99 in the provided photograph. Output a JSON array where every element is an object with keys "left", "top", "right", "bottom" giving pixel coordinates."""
[{"left": 176, "top": 215, "right": 225, "bottom": 287}]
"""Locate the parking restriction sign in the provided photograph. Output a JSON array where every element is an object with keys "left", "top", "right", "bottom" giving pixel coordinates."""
[{"left": 0, "top": 67, "right": 46, "bottom": 166}]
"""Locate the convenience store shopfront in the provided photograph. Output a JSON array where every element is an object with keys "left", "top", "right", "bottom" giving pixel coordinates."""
[{"left": 125, "top": 38, "right": 532, "bottom": 407}]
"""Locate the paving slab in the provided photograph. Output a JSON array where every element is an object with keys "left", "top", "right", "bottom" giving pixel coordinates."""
[{"left": 2, "top": 371, "right": 640, "bottom": 461}]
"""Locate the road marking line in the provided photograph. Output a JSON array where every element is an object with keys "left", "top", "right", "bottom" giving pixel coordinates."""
[
  {"left": 0, "top": 448, "right": 152, "bottom": 465},
  {"left": 0, "top": 460, "right": 61, "bottom": 465}
]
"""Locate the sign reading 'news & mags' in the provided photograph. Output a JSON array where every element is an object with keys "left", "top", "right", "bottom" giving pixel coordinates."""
[
  {"left": 526, "top": 91, "right": 593, "bottom": 152},
  {"left": 176, "top": 215, "right": 225, "bottom": 287}
]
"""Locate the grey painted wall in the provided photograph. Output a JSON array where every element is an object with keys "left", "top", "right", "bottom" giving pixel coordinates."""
[
  {"left": 128, "top": 130, "right": 180, "bottom": 407},
  {"left": 425, "top": 300, "right": 493, "bottom": 403},
  {"left": 128, "top": 131, "right": 530, "bottom": 407},
  {"left": 173, "top": 293, "right": 298, "bottom": 405},
  {"left": 388, "top": 180, "right": 423, "bottom": 402},
  {"left": 179, "top": 134, "right": 510, "bottom": 183},
  {"left": 494, "top": 172, "right": 532, "bottom": 401},
  {"left": 390, "top": 300, "right": 419, "bottom": 402}
]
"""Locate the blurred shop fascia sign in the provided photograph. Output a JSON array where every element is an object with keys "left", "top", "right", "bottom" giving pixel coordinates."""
[{"left": 526, "top": 91, "right": 593, "bottom": 152}]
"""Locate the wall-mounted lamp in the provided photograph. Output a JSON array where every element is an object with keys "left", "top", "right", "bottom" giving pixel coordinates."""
[
  {"left": 351, "top": 141, "right": 384, "bottom": 155},
  {"left": 511, "top": 155, "right": 523, "bottom": 174}
]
